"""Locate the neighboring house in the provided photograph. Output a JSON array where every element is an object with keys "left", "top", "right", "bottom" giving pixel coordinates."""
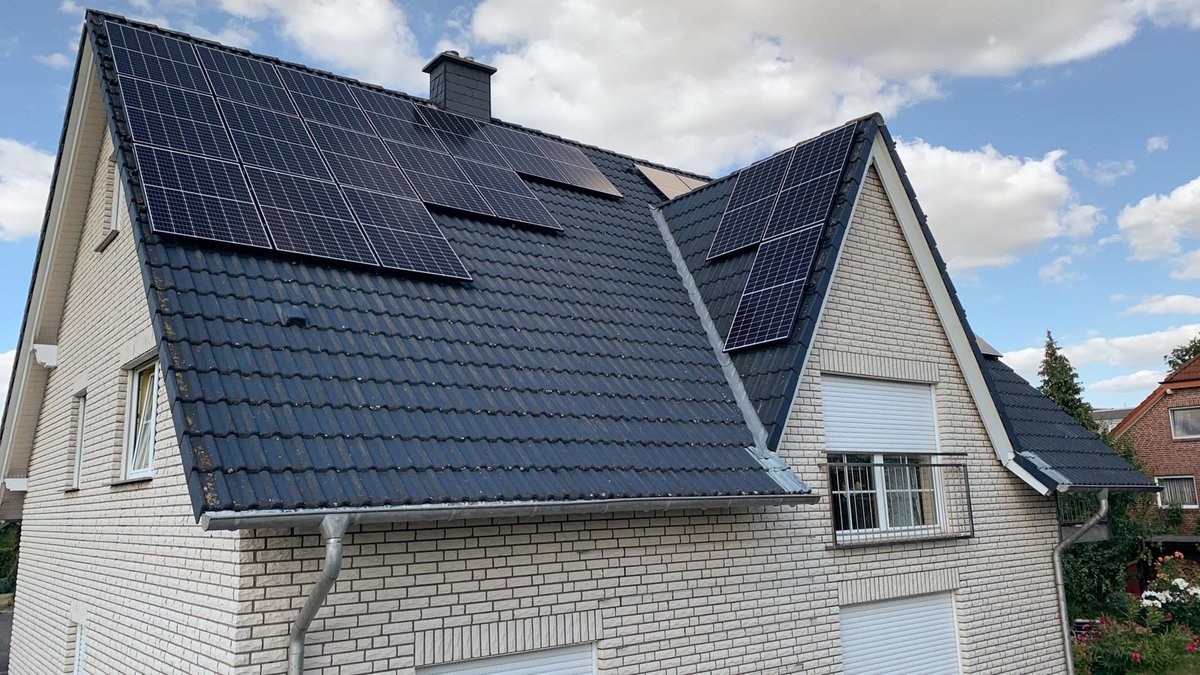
[
  {"left": 0, "top": 11, "right": 1155, "bottom": 675},
  {"left": 1113, "top": 355, "right": 1200, "bottom": 540},
  {"left": 1093, "top": 407, "right": 1133, "bottom": 433}
]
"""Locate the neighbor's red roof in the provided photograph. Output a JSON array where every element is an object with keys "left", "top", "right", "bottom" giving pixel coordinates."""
[{"left": 1165, "top": 353, "right": 1200, "bottom": 384}]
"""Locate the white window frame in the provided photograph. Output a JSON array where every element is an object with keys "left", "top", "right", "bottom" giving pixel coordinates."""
[
  {"left": 1169, "top": 406, "right": 1200, "bottom": 440},
  {"left": 69, "top": 393, "right": 86, "bottom": 490},
  {"left": 122, "top": 361, "right": 160, "bottom": 480},
  {"left": 829, "top": 452, "right": 946, "bottom": 538},
  {"left": 1156, "top": 475, "right": 1199, "bottom": 509}
]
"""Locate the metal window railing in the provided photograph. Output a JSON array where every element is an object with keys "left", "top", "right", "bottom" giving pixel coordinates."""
[
  {"left": 1057, "top": 491, "right": 1104, "bottom": 526},
  {"left": 825, "top": 453, "right": 975, "bottom": 548}
]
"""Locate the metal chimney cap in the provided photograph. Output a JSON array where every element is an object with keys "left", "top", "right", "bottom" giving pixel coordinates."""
[{"left": 422, "top": 50, "right": 497, "bottom": 75}]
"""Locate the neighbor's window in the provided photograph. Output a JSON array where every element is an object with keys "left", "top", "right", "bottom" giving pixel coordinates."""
[
  {"left": 1157, "top": 476, "right": 1199, "bottom": 509},
  {"left": 1170, "top": 407, "right": 1200, "bottom": 440},
  {"left": 69, "top": 394, "right": 85, "bottom": 490},
  {"left": 122, "top": 361, "right": 159, "bottom": 480},
  {"left": 829, "top": 453, "right": 939, "bottom": 532}
]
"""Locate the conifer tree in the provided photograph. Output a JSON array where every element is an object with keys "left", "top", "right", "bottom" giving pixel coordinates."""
[{"left": 1037, "top": 330, "right": 1095, "bottom": 430}]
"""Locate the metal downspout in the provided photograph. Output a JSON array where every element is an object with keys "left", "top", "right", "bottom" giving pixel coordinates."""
[
  {"left": 288, "top": 514, "right": 351, "bottom": 675},
  {"left": 1054, "top": 489, "right": 1108, "bottom": 675}
]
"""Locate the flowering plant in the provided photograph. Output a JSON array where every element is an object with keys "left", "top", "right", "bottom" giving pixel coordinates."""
[{"left": 1074, "top": 595, "right": 1200, "bottom": 674}]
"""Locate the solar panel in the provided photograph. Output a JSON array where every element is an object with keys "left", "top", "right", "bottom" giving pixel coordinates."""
[
  {"left": 343, "top": 188, "right": 471, "bottom": 279},
  {"left": 706, "top": 197, "right": 774, "bottom": 259},
  {"left": 246, "top": 168, "right": 379, "bottom": 265},
  {"left": 783, "top": 123, "right": 855, "bottom": 188},
  {"left": 323, "top": 153, "right": 418, "bottom": 199},
  {"left": 196, "top": 46, "right": 297, "bottom": 114},
  {"left": 219, "top": 100, "right": 329, "bottom": 179},
  {"left": 496, "top": 146, "right": 570, "bottom": 185},
  {"left": 416, "top": 106, "right": 483, "bottom": 137},
  {"left": 760, "top": 170, "right": 842, "bottom": 241},
  {"left": 723, "top": 225, "right": 823, "bottom": 351},
  {"left": 385, "top": 142, "right": 470, "bottom": 182},
  {"left": 135, "top": 145, "right": 270, "bottom": 248},
  {"left": 307, "top": 122, "right": 394, "bottom": 165},
  {"left": 106, "top": 23, "right": 208, "bottom": 92},
  {"left": 404, "top": 172, "right": 494, "bottom": 216},
  {"left": 119, "top": 76, "right": 236, "bottom": 160},
  {"left": 350, "top": 86, "right": 423, "bottom": 123},
  {"left": 435, "top": 130, "right": 509, "bottom": 168},
  {"left": 458, "top": 160, "right": 531, "bottom": 195},
  {"left": 368, "top": 113, "right": 447, "bottom": 151},
  {"left": 477, "top": 188, "right": 561, "bottom": 231}
]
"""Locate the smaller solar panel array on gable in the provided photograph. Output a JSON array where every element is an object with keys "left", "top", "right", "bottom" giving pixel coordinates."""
[
  {"left": 713, "top": 123, "right": 858, "bottom": 351},
  {"left": 101, "top": 19, "right": 624, "bottom": 281}
]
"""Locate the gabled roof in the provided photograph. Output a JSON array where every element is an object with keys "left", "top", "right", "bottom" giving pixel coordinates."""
[
  {"left": 1112, "top": 352, "right": 1200, "bottom": 439},
  {"left": 0, "top": 11, "right": 1152, "bottom": 525}
]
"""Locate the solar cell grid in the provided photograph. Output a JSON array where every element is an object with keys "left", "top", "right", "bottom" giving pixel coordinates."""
[
  {"left": 742, "top": 226, "right": 822, "bottom": 294},
  {"left": 289, "top": 91, "right": 374, "bottom": 134},
  {"left": 275, "top": 67, "right": 358, "bottom": 105},
  {"left": 342, "top": 188, "right": 445, "bottom": 238},
  {"left": 229, "top": 130, "right": 330, "bottom": 179},
  {"left": 204, "top": 69, "right": 297, "bottom": 114},
  {"left": 350, "top": 86, "right": 423, "bottom": 123},
  {"left": 195, "top": 46, "right": 281, "bottom": 84},
  {"left": 361, "top": 224, "right": 472, "bottom": 279},
  {"left": 385, "top": 142, "right": 470, "bottom": 182},
  {"left": 760, "top": 170, "right": 841, "bottom": 241},
  {"left": 783, "top": 123, "right": 855, "bottom": 188},
  {"left": 110, "top": 44, "right": 209, "bottom": 92},
  {"left": 246, "top": 168, "right": 352, "bottom": 220},
  {"left": 551, "top": 161, "right": 621, "bottom": 196},
  {"left": 707, "top": 197, "right": 775, "bottom": 260},
  {"left": 219, "top": 99, "right": 311, "bottom": 145},
  {"left": 477, "top": 188, "right": 562, "bottom": 231},
  {"left": 725, "top": 150, "right": 793, "bottom": 212},
  {"left": 435, "top": 131, "right": 509, "bottom": 168},
  {"left": 136, "top": 145, "right": 253, "bottom": 200},
  {"left": 535, "top": 137, "right": 592, "bottom": 167},
  {"left": 323, "top": 153, "right": 417, "bottom": 199},
  {"left": 404, "top": 172, "right": 494, "bottom": 216},
  {"left": 723, "top": 281, "right": 806, "bottom": 351},
  {"left": 458, "top": 160, "right": 533, "bottom": 196},
  {"left": 483, "top": 125, "right": 545, "bottom": 155},
  {"left": 368, "top": 113, "right": 448, "bottom": 152},
  {"left": 307, "top": 122, "right": 394, "bottom": 165},
  {"left": 497, "top": 147, "right": 569, "bottom": 185},
  {"left": 260, "top": 206, "right": 379, "bottom": 266},
  {"left": 119, "top": 77, "right": 235, "bottom": 159},
  {"left": 416, "top": 106, "right": 482, "bottom": 137}
]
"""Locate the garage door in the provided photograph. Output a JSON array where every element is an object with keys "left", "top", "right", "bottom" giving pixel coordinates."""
[
  {"left": 419, "top": 644, "right": 595, "bottom": 675},
  {"left": 840, "top": 592, "right": 960, "bottom": 675}
]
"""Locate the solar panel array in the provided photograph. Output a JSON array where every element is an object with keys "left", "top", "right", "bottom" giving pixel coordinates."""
[
  {"left": 716, "top": 123, "right": 858, "bottom": 351},
  {"left": 103, "top": 20, "right": 623, "bottom": 280}
]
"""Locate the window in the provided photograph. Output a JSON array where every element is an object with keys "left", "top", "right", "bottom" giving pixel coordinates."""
[
  {"left": 830, "top": 453, "right": 939, "bottom": 532},
  {"left": 418, "top": 643, "right": 595, "bottom": 674},
  {"left": 1157, "top": 476, "right": 1199, "bottom": 509},
  {"left": 1170, "top": 407, "right": 1200, "bottom": 439},
  {"left": 69, "top": 394, "right": 86, "bottom": 490},
  {"left": 122, "top": 361, "right": 159, "bottom": 480}
]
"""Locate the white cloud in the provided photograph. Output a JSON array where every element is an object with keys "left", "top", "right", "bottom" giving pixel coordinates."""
[
  {"left": 58, "top": 0, "right": 81, "bottom": 14},
  {"left": 1003, "top": 324, "right": 1200, "bottom": 383},
  {"left": 0, "top": 139, "right": 55, "bottom": 241},
  {"left": 35, "top": 52, "right": 73, "bottom": 69},
  {"left": 462, "top": 0, "right": 1200, "bottom": 173},
  {"left": 1117, "top": 175, "right": 1200, "bottom": 273},
  {"left": 216, "top": 0, "right": 427, "bottom": 92},
  {"left": 895, "top": 140, "right": 1098, "bottom": 270},
  {"left": 1127, "top": 294, "right": 1200, "bottom": 315},
  {"left": 1072, "top": 158, "right": 1136, "bottom": 185},
  {"left": 1147, "top": 135, "right": 1169, "bottom": 153},
  {"left": 1088, "top": 369, "right": 1164, "bottom": 393},
  {"left": 1039, "top": 255, "right": 1084, "bottom": 283}
]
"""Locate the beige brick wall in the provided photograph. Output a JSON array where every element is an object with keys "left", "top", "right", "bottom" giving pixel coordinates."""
[
  {"left": 226, "top": 166, "right": 1065, "bottom": 674},
  {"left": 10, "top": 128, "right": 246, "bottom": 674}
]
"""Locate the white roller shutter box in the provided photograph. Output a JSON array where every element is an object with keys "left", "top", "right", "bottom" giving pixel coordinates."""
[
  {"left": 823, "top": 375, "right": 938, "bottom": 454},
  {"left": 840, "top": 592, "right": 961, "bottom": 675},
  {"left": 419, "top": 644, "right": 595, "bottom": 675}
]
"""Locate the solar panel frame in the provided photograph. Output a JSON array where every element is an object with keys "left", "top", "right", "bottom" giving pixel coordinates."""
[
  {"left": 349, "top": 86, "right": 424, "bottom": 123},
  {"left": 368, "top": 113, "right": 448, "bottom": 152},
  {"left": 106, "top": 23, "right": 209, "bottom": 92},
  {"left": 722, "top": 280, "right": 807, "bottom": 352},
  {"left": 119, "top": 76, "right": 237, "bottom": 160},
  {"left": 783, "top": 122, "right": 855, "bottom": 188},
  {"left": 477, "top": 188, "right": 562, "bottom": 231},
  {"left": 760, "top": 170, "right": 842, "bottom": 242},
  {"left": 343, "top": 187, "right": 472, "bottom": 280},
  {"left": 725, "top": 150, "right": 793, "bottom": 212},
  {"left": 322, "top": 152, "right": 418, "bottom": 199},
  {"left": 706, "top": 197, "right": 775, "bottom": 260},
  {"left": 415, "top": 106, "right": 483, "bottom": 137},
  {"left": 403, "top": 171, "right": 495, "bottom": 216},
  {"left": 307, "top": 122, "right": 395, "bottom": 166}
]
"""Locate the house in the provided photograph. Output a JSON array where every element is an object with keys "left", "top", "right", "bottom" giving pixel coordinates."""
[
  {"left": 1113, "top": 354, "right": 1200, "bottom": 542},
  {"left": 0, "top": 11, "right": 1155, "bottom": 674},
  {"left": 1093, "top": 407, "right": 1133, "bottom": 433}
]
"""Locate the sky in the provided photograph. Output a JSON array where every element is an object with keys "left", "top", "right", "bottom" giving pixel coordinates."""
[{"left": 1, "top": 0, "right": 1200, "bottom": 409}]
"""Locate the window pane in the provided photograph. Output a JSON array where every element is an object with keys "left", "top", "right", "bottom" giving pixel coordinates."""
[
  {"left": 1171, "top": 408, "right": 1200, "bottom": 438},
  {"left": 883, "top": 455, "right": 936, "bottom": 528},
  {"left": 126, "top": 364, "right": 158, "bottom": 476},
  {"left": 829, "top": 454, "right": 879, "bottom": 531},
  {"left": 1161, "top": 477, "right": 1198, "bottom": 506},
  {"left": 71, "top": 396, "right": 86, "bottom": 489}
]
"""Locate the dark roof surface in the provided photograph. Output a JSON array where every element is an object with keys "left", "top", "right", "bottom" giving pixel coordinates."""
[
  {"left": 79, "top": 11, "right": 1150, "bottom": 518},
  {"left": 981, "top": 355, "right": 1156, "bottom": 491},
  {"left": 88, "top": 12, "right": 808, "bottom": 517}
]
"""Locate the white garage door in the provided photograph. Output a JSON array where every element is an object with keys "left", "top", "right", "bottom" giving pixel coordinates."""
[
  {"left": 419, "top": 644, "right": 595, "bottom": 675},
  {"left": 840, "top": 592, "right": 961, "bottom": 675}
]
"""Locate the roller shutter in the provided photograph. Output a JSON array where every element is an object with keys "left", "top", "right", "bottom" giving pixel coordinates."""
[
  {"left": 419, "top": 644, "right": 595, "bottom": 675},
  {"left": 840, "top": 592, "right": 960, "bottom": 674},
  {"left": 823, "top": 375, "right": 938, "bottom": 454}
]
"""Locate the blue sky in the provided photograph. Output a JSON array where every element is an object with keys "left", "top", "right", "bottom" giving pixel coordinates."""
[{"left": 2, "top": 1, "right": 1199, "bottom": 408}]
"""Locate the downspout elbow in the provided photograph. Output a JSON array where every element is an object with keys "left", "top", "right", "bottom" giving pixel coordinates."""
[
  {"left": 1054, "top": 489, "right": 1109, "bottom": 675},
  {"left": 288, "top": 514, "right": 351, "bottom": 675}
]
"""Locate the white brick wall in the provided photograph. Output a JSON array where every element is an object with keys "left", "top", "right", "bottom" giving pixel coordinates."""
[
  {"left": 11, "top": 139, "right": 1065, "bottom": 675},
  {"left": 10, "top": 130, "right": 246, "bottom": 674}
]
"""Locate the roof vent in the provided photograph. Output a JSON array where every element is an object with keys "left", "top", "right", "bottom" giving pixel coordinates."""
[
  {"left": 422, "top": 50, "right": 497, "bottom": 121},
  {"left": 278, "top": 304, "right": 308, "bottom": 328}
]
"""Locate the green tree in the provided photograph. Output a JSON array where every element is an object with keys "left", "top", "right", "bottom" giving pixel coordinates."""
[
  {"left": 1038, "top": 330, "right": 1095, "bottom": 431},
  {"left": 1165, "top": 334, "right": 1200, "bottom": 372}
]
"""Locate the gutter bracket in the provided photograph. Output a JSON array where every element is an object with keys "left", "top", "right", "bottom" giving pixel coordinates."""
[
  {"left": 288, "top": 513, "right": 351, "bottom": 675},
  {"left": 31, "top": 344, "right": 58, "bottom": 369}
]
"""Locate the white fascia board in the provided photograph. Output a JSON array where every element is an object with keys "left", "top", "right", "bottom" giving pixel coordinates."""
[
  {"left": 865, "top": 135, "right": 1052, "bottom": 495},
  {"left": 0, "top": 39, "right": 99, "bottom": 490}
]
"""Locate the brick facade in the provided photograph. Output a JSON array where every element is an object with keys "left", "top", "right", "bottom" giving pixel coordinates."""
[
  {"left": 1120, "top": 386, "right": 1200, "bottom": 534},
  {"left": 10, "top": 109, "right": 1066, "bottom": 675}
]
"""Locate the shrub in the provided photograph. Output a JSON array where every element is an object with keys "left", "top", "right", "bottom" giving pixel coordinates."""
[{"left": 1074, "top": 596, "right": 1200, "bottom": 675}]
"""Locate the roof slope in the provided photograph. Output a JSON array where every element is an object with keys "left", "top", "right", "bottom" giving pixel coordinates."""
[
  {"left": 981, "top": 354, "right": 1155, "bottom": 490},
  {"left": 87, "top": 12, "right": 808, "bottom": 518},
  {"left": 1166, "top": 353, "right": 1200, "bottom": 383}
]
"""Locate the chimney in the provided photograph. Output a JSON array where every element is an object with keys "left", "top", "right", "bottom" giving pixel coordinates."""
[{"left": 422, "top": 50, "right": 497, "bottom": 121}]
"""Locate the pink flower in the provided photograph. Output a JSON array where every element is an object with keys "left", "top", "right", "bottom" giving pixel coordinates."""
[
  {"left": 1187, "top": 643, "right": 1197, "bottom": 654},
  {"left": 1131, "top": 652, "right": 1142, "bottom": 663},
  {"left": 1166, "top": 612, "right": 1174, "bottom": 621}
]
